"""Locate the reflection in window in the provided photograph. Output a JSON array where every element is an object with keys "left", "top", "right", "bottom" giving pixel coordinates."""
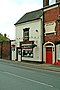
[{"left": 22, "top": 50, "right": 33, "bottom": 58}]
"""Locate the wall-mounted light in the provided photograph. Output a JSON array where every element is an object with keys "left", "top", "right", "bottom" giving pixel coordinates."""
[{"left": 35, "top": 30, "right": 38, "bottom": 32}]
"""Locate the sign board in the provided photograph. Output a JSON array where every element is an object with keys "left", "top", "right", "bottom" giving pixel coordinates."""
[{"left": 45, "top": 21, "right": 56, "bottom": 34}]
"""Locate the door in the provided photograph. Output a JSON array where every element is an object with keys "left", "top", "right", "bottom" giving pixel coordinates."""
[
  {"left": 17, "top": 48, "right": 21, "bottom": 61},
  {"left": 46, "top": 47, "right": 52, "bottom": 64}
]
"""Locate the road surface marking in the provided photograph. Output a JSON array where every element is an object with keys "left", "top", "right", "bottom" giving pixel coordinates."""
[{"left": 3, "top": 71, "right": 54, "bottom": 88}]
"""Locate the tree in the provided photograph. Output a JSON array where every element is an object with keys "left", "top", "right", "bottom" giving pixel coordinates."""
[{"left": 0, "top": 33, "right": 10, "bottom": 42}]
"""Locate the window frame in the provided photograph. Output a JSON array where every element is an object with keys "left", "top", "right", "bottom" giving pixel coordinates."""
[{"left": 23, "top": 28, "right": 29, "bottom": 42}]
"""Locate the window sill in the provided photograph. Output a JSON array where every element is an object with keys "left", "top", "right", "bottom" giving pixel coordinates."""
[{"left": 45, "top": 31, "right": 56, "bottom": 36}]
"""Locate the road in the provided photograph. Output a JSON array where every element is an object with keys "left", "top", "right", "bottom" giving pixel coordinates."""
[{"left": 0, "top": 60, "right": 60, "bottom": 90}]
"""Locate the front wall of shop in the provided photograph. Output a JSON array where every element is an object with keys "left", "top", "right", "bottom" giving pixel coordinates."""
[{"left": 15, "top": 19, "right": 42, "bottom": 61}]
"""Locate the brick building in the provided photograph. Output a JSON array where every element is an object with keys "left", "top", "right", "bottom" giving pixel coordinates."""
[{"left": 43, "top": 0, "right": 60, "bottom": 64}]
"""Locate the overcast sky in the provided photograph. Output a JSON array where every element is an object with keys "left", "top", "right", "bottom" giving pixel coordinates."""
[{"left": 0, "top": 0, "right": 55, "bottom": 40}]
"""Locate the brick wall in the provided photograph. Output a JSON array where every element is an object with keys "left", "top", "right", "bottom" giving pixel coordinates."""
[
  {"left": 56, "top": 0, "right": 60, "bottom": 3},
  {"left": 44, "top": 6, "right": 60, "bottom": 43},
  {"left": 44, "top": 7, "right": 59, "bottom": 22},
  {"left": 0, "top": 41, "right": 11, "bottom": 60}
]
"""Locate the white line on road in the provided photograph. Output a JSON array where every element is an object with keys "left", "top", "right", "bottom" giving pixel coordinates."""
[{"left": 3, "top": 71, "right": 54, "bottom": 88}]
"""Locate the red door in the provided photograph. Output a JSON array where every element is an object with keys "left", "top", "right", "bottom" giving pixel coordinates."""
[{"left": 46, "top": 47, "right": 52, "bottom": 64}]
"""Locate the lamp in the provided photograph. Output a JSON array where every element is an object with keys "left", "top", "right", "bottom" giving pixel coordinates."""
[{"left": 36, "top": 30, "right": 38, "bottom": 32}]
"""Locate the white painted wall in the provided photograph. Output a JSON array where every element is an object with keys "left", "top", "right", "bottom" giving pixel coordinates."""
[
  {"left": 15, "top": 19, "right": 43, "bottom": 62},
  {"left": 11, "top": 41, "right": 16, "bottom": 60},
  {"left": 56, "top": 44, "right": 60, "bottom": 60},
  {"left": 12, "top": 50, "right": 15, "bottom": 60}
]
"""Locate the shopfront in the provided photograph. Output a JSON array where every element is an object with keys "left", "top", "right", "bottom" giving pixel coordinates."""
[{"left": 20, "top": 41, "right": 37, "bottom": 61}]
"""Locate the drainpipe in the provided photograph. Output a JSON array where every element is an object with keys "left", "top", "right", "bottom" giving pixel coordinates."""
[
  {"left": 42, "top": 10, "right": 45, "bottom": 63},
  {"left": 55, "top": 44, "right": 56, "bottom": 63},
  {"left": 10, "top": 40, "right": 11, "bottom": 60}
]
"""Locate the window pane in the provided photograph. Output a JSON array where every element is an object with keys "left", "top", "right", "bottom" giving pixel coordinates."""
[{"left": 23, "top": 28, "right": 29, "bottom": 41}]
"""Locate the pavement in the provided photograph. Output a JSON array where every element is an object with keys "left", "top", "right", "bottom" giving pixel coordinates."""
[
  {"left": 0, "top": 60, "right": 60, "bottom": 90},
  {"left": 0, "top": 59, "right": 60, "bottom": 72}
]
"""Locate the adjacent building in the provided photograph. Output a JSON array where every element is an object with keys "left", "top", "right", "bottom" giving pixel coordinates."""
[{"left": 43, "top": 0, "right": 60, "bottom": 65}]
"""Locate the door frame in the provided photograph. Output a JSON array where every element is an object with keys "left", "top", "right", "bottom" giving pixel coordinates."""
[{"left": 43, "top": 41, "right": 55, "bottom": 64}]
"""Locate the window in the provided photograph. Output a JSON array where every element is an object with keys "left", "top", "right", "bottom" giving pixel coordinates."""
[
  {"left": 49, "top": 0, "right": 56, "bottom": 5},
  {"left": 22, "top": 49, "right": 33, "bottom": 58},
  {"left": 20, "top": 41, "right": 34, "bottom": 58},
  {"left": 23, "top": 28, "right": 29, "bottom": 42}
]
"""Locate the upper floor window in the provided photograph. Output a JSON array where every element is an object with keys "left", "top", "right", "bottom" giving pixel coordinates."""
[
  {"left": 23, "top": 28, "right": 29, "bottom": 42},
  {"left": 49, "top": 0, "right": 56, "bottom": 5}
]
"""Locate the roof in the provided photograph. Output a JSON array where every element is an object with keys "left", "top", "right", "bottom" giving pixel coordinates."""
[
  {"left": 14, "top": 9, "right": 43, "bottom": 25},
  {"left": 14, "top": 2, "right": 60, "bottom": 25}
]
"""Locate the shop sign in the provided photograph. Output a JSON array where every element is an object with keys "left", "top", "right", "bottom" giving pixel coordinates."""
[{"left": 21, "top": 45, "right": 32, "bottom": 49}]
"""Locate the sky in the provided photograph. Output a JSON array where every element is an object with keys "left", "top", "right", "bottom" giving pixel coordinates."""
[{"left": 0, "top": 0, "right": 55, "bottom": 40}]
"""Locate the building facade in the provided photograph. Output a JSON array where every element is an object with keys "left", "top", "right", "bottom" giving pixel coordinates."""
[
  {"left": 13, "top": 9, "right": 43, "bottom": 62},
  {"left": 43, "top": 2, "right": 60, "bottom": 64}
]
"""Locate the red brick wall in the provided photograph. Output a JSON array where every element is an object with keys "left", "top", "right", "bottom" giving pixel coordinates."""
[
  {"left": 44, "top": 7, "right": 59, "bottom": 22},
  {"left": 0, "top": 41, "right": 11, "bottom": 60},
  {"left": 56, "top": 0, "right": 60, "bottom": 3},
  {"left": 44, "top": 6, "right": 60, "bottom": 43}
]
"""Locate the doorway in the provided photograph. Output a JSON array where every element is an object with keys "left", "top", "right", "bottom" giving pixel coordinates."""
[
  {"left": 43, "top": 42, "right": 55, "bottom": 64},
  {"left": 46, "top": 47, "right": 52, "bottom": 64}
]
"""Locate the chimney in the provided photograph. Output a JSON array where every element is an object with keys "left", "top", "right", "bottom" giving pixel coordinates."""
[
  {"left": 4, "top": 34, "right": 7, "bottom": 37},
  {"left": 56, "top": 0, "right": 60, "bottom": 3},
  {"left": 43, "top": 0, "right": 49, "bottom": 7}
]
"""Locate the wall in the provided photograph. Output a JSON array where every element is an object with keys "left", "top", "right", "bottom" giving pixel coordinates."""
[
  {"left": 15, "top": 19, "right": 43, "bottom": 61},
  {"left": 0, "top": 41, "right": 11, "bottom": 60},
  {"left": 43, "top": 4, "right": 60, "bottom": 64},
  {"left": 44, "top": 5, "right": 60, "bottom": 43}
]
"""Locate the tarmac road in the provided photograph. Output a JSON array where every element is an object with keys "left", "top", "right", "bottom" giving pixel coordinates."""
[{"left": 0, "top": 60, "right": 60, "bottom": 90}]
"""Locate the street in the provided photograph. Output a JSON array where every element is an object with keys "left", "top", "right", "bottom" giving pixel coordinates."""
[{"left": 0, "top": 60, "right": 60, "bottom": 90}]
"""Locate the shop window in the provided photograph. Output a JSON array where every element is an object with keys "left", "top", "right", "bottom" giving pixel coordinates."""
[
  {"left": 23, "top": 28, "right": 29, "bottom": 42},
  {"left": 22, "top": 49, "right": 33, "bottom": 58}
]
